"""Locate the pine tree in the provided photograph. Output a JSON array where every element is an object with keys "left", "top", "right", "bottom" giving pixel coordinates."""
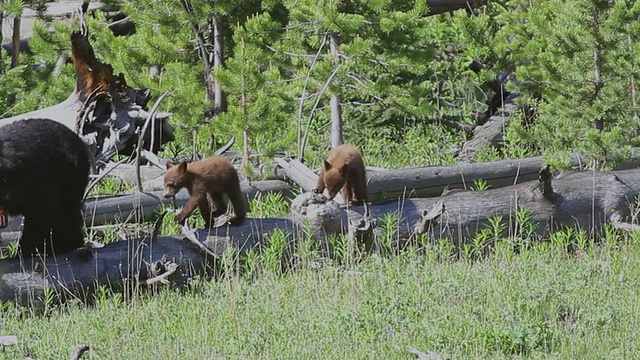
[
  {"left": 495, "top": 0, "right": 640, "bottom": 164},
  {"left": 257, "top": 0, "right": 488, "bottom": 163}
]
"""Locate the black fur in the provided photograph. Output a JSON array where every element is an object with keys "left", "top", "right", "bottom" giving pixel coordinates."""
[{"left": 0, "top": 118, "right": 90, "bottom": 256}]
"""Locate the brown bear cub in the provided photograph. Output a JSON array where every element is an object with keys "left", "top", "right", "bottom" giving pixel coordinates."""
[
  {"left": 313, "top": 143, "right": 367, "bottom": 205},
  {"left": 163, "top": 156, "right": 246, "bottom": 227}
]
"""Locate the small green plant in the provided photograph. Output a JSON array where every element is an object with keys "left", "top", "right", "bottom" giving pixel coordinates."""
[
  {"left": 249, "top": 192, "right": 290, "bottom": 218},
  {"left": 471, "top": 178, "right": 491, "bottom": 191},
  {"left": 39, "top": 286, "right": 58, "bottom": 317},
  {"left": 487, "top": 215, "right": 506, "bottom": 241},
  {"left": 294, "top": 239, "right": 318, "bottom": 270},
  {"left": 87, "top": 177, "right": 136, "bottom": 198},
  {"left": 160, "top": 139, "right": 189, "bottom": 160},
  {"left": 328, "top": 234, "right": 351, "bottom": 265},
  {"left": 0, "top": 240, "right": 18, "bottom": 259},
  {"left": 242, "top": 248, "right": 260, "bottom": 280},
  {"left": 513, "top": 207, "right": 536, "bottom": 242},
  {"left": 481, "top": 321, "right": 554, "bottom": 356},
  {"left": 470, "top": 229, "right": 490, "bottom": 260},
  {"left": 220, "top": 247, "right": 239, "bottom": 279},
  {"left": 263, "top": 229, "right": 289, "bottom": 275},
  {"left": 378, "top": 212, "right": 401, "bottom": 255},
  {"left": 431, "top": 238, "right": 456, "bottom": 263},
  {"left": 550, "top": 226, "right": 576, "bottom": 251}
]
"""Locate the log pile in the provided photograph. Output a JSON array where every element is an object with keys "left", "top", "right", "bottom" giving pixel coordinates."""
[
  {"left": 3, "top": 0, "right": 640, "bottom": 311},
  {"left": 3, "top": 163, "right": 640, "bottom": 308}
]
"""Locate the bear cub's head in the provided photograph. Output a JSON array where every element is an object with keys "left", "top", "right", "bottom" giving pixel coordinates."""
[
  {"left": 163, "top": 161, "right": 190, "bottom": 198},
  {"left": 322, "top": 160, "right": 348, "bottom": 200}
]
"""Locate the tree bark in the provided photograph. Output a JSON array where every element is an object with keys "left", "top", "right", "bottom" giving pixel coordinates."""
[
  {"left": 591, "top": 5, "right": 604, "bottom": 130},
  {"left": 0, "top": 179, "right": 294, "bottom": 246},
  {"left": 179, "top": 0, "right": 218, "bottom": 117},
  {"left": 426, "top": 0, "right": 478, "bottom": 16},
  {"left": 210, "top": 14, "right": 225, "bottom": 114},
  {"left": 0, "top": 30, "right": 175, "bottom": 169},
  {"left": 329, "top": 31, "right": 343, "bottom": 148},
  {"left": 0, "top": 8, "right": 4, "bottom": 71},
  {"left": 3, "top": 167, "right": 640, "bottom": 309},
  {"left": 456, "top": 64, "right": 518, "bottom": 163},
  {"left": 11, "top": 15, "right": 20, "bottom": 68},
  {"left": 275, "top": 149, "right": 640, "bottom": 201}
]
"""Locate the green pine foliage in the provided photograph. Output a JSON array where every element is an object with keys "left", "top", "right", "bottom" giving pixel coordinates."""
[
  {"left": 494, "top": 0, "right": 640, "bottom": 165},
  {"left": 2, "top": 0, "right": 640, "bottom": 169}
]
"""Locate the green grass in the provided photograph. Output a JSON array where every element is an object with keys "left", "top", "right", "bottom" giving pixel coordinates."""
[{"left": 2, "top": 231, "right": 640, "bottom": 359}]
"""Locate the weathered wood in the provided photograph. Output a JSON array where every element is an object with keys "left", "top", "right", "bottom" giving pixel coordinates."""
[
  {"left": 274, "top": 157, "right": 345, "bottom": 204},
  {"left": 5, "top": 150, "right": 639, "bottom": 248},
  {"left": 2, "top": 167, "right": 640, "bottom": 308},
  {"left": 456, "top": 92, "right": 519, "bottom": 163},
  {"left": 83, "top": 181, "right": 294, "bottom": 226},
  {"left": 1, "top": 28, "right": 174, "bottom": 169},
  {"left": 0, "top": 180, "right": 293, "bottom": 247},
  {"left": 0, "top": 197, "right": 324, "bottom": 308},
  {"left": 100, "top": 163, "right": 165, "bottom": 189},
  {"left": 277, "top": 150, "right": 640, "bottom": 201}
]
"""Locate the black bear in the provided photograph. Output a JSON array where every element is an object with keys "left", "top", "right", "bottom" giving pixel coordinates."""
[{"left": 0, "top": 118, "right": 91, "bottom": 256}]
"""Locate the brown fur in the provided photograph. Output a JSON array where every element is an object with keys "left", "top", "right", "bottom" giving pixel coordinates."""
[
  {"left": 313, "top": 144, "right": 367, "bottom": 205},
  {"left": 0, "top": 208, "right": 7, "bottom": 229},
  {"left": 163, "top": 155, "right": 246, "bottom": 227}
]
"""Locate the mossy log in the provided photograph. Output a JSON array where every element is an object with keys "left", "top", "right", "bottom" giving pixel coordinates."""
[{"left": 2, "top": 167, "right": 640, "bottom": 308}]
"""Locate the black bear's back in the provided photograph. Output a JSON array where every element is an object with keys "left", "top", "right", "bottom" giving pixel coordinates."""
[{"left": 0, "top": 118, "right": 90, "bottom": 213}]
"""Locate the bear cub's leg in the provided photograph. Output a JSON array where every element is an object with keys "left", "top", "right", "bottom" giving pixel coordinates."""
[
  {"left": 198, "top": 195, "right": 213, "bottom": 228},
  {"left": 341, "top": 184, "right": 353, "bottom": 205},
  {"left": 209, "top": 192, "right": 228, "bottom": 218},
  {"left": 175, "top": 196, "right": 202, "bottom": 225}
]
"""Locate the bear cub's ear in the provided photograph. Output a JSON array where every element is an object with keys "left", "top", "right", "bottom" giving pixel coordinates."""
[
  {"left": 166, "top": 162, "right": 174, "bottom": 170},
  {"left": 177, "top": 161, "right": 188, "bottom": 173},
  {"left": 323, "top": 159, "right": 332, "bottom": 170},
  {"left": 339, "top": 163, "right": 348, "bottom": 175}
]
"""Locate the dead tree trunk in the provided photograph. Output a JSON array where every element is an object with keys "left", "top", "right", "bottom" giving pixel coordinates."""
[
  {"left": 0, "top": 29, "right": 174, "bottom": 169},
  {"left": 0, "top": 179, "right": 294, "bottom": 246},
  {"left": 11, "top": 14, "right": 20, "bottom": 68},
  {"left": 329, "top": 31, "right": 343, "bottom": 148},
  {"left": 0, "top": 8, "right": 4, "bottom": 71},
  {"left": 2, "top": 167, "right": 640, "bottom": 309},
  {"left": 210, "top": 14, "right": 225, "bottom": 115},
  {"left": 275, "top": 149, "right": 640, "bottom": 201},
  {"left": 591, "top": 4, "right": 605, "bottom": 130},
  {"left": 456, "top": 67, "right": 518, "bottom": 163},
  {"left": 179, "top": 0, "right": 222, "bottom": 121}
]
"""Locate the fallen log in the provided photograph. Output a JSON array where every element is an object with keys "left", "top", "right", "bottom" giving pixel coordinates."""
[
  {"left": 275, "top": 151, "right": 640, "bottom": 201},
  {"left": 2, "top": 167, "right": 640, "bottom": 308},
  {"left": 0, "top": 179, "right": 294, "bottom": 246},
  {"left": 0, "top": 194, "right": 337, "bottom": 308},
  {"left": 4, "top": 148, "right": 638, "bottom": 248},
  {"left": 456, "top": 70, "right": 519, "bottom": 163},
  {"left": 198, "top": 167, "right": 640, "bottom": 247},
  {"left": 82, "top": 180, "right": 294, "bottom": 226}
]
